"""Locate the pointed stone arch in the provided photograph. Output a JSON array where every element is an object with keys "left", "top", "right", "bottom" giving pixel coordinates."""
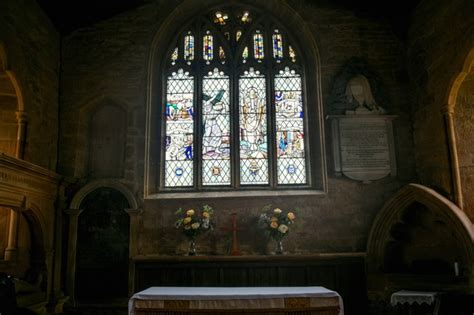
[
  {"left": 74, "top": 95, "right": 129, "bottom": 178},
  {"left": 367, "top": 184, "right": 474, "bottom": 298},
  {"left": 0, "top": 41, "right": 27, "bottom": 158},
  {"left": 446, "top": 48, "right": 474, "bottom": 110},
  {"left": 444, "top": 48, "right": 474, "bottom": 220},
  {"left": 144, "top": 0, "right": 326, "bottom": 195}
]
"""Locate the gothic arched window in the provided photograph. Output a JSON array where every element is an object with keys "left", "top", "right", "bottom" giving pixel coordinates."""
[{"left": 160, "top": 6, "right": 315, "bottom": 191}]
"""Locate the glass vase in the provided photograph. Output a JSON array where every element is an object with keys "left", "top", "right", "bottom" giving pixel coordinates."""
[
  {"left": 188, "top": 238, "right": 196, "bottom": 256},
  {"left": 275, "top": 239, "right": 284, "bottom": 255}
]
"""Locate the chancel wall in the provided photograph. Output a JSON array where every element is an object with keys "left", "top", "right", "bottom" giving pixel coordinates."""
[{"left": 59, "top": 0, "right": 416, "bottom": 257}]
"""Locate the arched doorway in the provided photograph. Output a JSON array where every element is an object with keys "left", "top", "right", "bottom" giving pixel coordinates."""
[{"left": 75, "top": 187, "right": 130, "bottom": 303}]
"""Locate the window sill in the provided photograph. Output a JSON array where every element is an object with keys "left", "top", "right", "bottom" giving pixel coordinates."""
[{"left": 146, "top": 189, "right": 325, "bottom": 200}]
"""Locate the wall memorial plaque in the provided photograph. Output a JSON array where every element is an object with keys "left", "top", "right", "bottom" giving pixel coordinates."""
[
  {"left": 328, "top": 74, "right": 397, "bottom": 182},
  {"left": 329, "top": 115, "right": 397, "bottom": 182}
]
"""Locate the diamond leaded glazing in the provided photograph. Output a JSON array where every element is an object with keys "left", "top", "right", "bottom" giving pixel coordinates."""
[
  {"left": 162, "top": 7, "right": 311, "bottom": 190},
  {"left": 275, "top": 67, "right": 306, "bottom": 184}
]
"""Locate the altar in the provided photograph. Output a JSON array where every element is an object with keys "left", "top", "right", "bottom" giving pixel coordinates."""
[{"left": 129, "top": 286, "right": 343, "bottom": 315}]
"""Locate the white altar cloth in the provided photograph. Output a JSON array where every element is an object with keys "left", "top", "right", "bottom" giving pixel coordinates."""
[
  {"left": 390, "top": 290, "right": 438, "bottom": 306},
  {"left": 129, "top": 286, "right": 343, "bottom": 315}
]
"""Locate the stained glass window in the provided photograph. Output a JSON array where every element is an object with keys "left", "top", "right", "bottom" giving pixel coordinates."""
[
  {"left": 184, "top": 32, "right": 194, "bottom": 62},
  {"left": 275, "top": 68, "right": 306, "bottom": 184},
  {"left": 236, "top": 30, "right": 242, "bottom": 41},
  {"left": 242, "top": 46, "right": 249, "bottom": 63},
  {"left": 272, "top": 30, "right": 283, "bottom": 61},
  {"left": 161, "top": 6, "right": 312, "bottom": 191},
  {"left": 219, "top": 46, "right": 226, "bottom": 63},
  {"left": 289, "top": 45, "right": 296, "bottom": 63},
  {"left": 239, "top": 68, "right": 268, "bottom": 185},
  {"left": 203, "top": 32, "right": 214, "bottom": 63},
  {"left": 171, "top": 47, "right": 178, "bottom": 65},
  {"left": 202, "top": 68, "right": 231, "bottom": 186},
  {"left": 214, "top": 11, "right": 229, "bottom": 25},
  {"left": 253, "top": 31, "right": 264, "bottom": 60},
  {"left": 164, "top": 69, "right": 194, "bottom": 187},
  {"left": 240, "top": 11, "right": 251, "bottom": 24}
]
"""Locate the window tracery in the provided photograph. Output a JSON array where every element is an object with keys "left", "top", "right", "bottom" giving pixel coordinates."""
[{"left": 161, "top": 6, "right": 310, "bottom": 190}]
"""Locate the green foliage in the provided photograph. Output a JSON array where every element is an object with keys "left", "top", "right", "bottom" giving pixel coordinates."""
[
  {"left": 175, "top": 205, "right": 215, "bottom": 240},
  {"left": 258, "top": 205, "right": 296, "bottom": 241}
]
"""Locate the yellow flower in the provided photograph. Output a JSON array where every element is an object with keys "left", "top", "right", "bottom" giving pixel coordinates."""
[
  {"left": 183, "top": 217, "right": 192, "bottom": 224},
  {"left": 186, "top": 209, "right": 195, "bottom": 216},
  {"left": 273, "top": 208, "right": 282, "bottom": 214},
  {"left": 287, "top": 212, "right": 296, "bottom": 220},
  {"left": 184, "top": 224, "right": 191, "bottom": 230},
  {"left": 278, "top": 224, "right": 289, "bottom": 233},
  {"left": 270, "top": 216, "right": 278, "bottom": 222},
  {"left": 270, "top": 221, "right": 278, "bottom": 229},
  {"left": 191, "top": 222, "right": 200, "bottom": 229},
  {"left": 202, "top": 211, "right": 210, "bottom": 218}
]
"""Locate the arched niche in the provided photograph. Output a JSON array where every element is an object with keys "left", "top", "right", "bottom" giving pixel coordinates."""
[
  {"left": 367, "top": 184, "right": 474, "bottom": 296},
  {"left": 74, "top": 96, "right": 128, "bottom": 179},
  {"left": 452, "top": 49, "right": 474, "bottom": 221},
  {"left": 0, "top": 205, "right": 47, "bottom": 290},
  {"left": 65, "top": 180, "right": 140, "bottom": 305},
  {"left": 144, "top": 0, "right": 325, "bottom": 195},
  {"left": 75, "top": 187, "right": 130, "bottom": 303},
  {"left": 0, "top": 42, "right": 26, "bottom": 158}
]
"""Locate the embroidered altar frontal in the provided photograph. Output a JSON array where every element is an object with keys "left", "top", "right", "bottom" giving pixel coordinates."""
[{"left": 129, "top": 287, "right": 342, "bottom": 315}]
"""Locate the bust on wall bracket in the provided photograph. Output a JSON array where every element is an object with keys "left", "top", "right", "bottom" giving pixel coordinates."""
[
  {"left": 345, "top": 75, "right": 386, "bottom": 115},
  {"left": 328, "top": 75, "right": 397, "bottom": 183}
]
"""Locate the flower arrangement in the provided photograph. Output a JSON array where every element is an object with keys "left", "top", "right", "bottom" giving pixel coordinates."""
[
  {"left": 175, "top": 205, "right": 215, "bottom": 241},
  {"left": 259, "top": 205, "right": 296, "bottom": 253}
]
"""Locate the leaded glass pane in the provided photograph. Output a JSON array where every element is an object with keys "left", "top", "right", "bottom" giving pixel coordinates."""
[
  {"left": 242, "top": 46, "right": 248, "bottom": 63},
  {"left": 236, "top": 30, "right": 242, "bottom": 41},
  {"left": 184, "top": 33, "right": 194, "bottom": 61},
  {"left": 253, "top": 31, "right": 264, "bottom": 60},
  {"left": 289, "top": 45, "right": 296, "bottom": 63},
  {"left": 272, "top": 31, "right": 283, "bottom": 60},
  {"left": 274, "top": 67, "right": 306, "bottom": 184},
  {"left": 240, "top": 11, "right": 251, "bottom": 24},
  {"left": 219, "top": 46, "right": 226, "bottom": 63},
  {"left": 277, "top": 158, "right": 306, "bottom": 185},
  {"left": 165, "top": 160, "right": 194, "bottom": 187},
  {"left": 203, "top": 32, "right": 213, "bottom": 62},
  {"left": 240, "top": 159, "right": 269, "bottom": 184},
  {"left": 214, "top": 11, "right": 229, "bottom": 25},
  {"left": 202, "top": 68, "right": 231, "bottom": 186},
  {"left": 165, "top": 69, "right": 194, "bottom": 187},
  {"left": 239, "top": 68, "right": 268, "bottom": 185},
  {"left": 171, "top": 47, "right": 178, "bottom": 65}
]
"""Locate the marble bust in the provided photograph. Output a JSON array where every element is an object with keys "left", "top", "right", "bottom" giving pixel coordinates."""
[{"left": 345, "top": 75, "right": 385, "bottom": 114}]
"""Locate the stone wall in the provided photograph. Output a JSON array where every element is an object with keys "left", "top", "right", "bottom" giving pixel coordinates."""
[
  {"left": 0, "top": 0, "right": 60, "bottom": 169},
  {"left": 60, "top": 0, "right": 416, "bottom": 255},
  {"left": 408, "top": 0, "right": 474, "bottom": 204}
]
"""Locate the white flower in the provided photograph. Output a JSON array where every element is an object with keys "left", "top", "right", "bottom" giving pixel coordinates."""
[{"left": 278, "top": 224, "right": 288, "bottom": 234}]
